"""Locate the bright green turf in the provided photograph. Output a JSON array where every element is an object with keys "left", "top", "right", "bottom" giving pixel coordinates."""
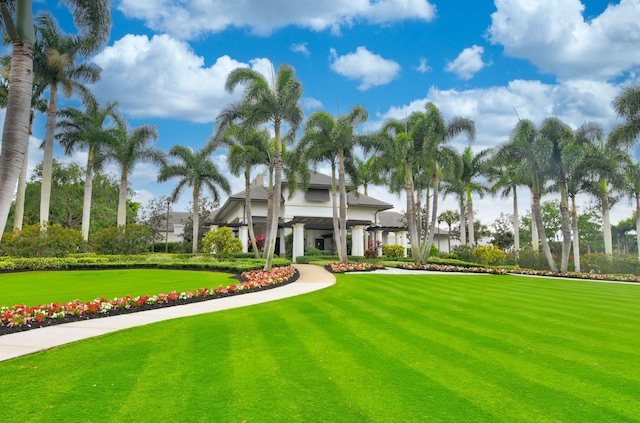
[
  {"left": 0, "top": 269, "right": 238, "bottom": 307},
  {"left": 1, "top": 273, "right": 640, "bottom": 422}
]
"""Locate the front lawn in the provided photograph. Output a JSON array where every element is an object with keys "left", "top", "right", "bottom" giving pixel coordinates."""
[
  {"left": 0, "top": 269, "right": 238, "bottom": 307},
  {"left": 1, "top": 273, "right": 639, "bottom": 422}
]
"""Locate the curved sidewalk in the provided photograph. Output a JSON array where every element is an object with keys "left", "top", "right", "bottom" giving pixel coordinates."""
[{"left": 0, "top": 264, "right": 335, "bottom": 363}]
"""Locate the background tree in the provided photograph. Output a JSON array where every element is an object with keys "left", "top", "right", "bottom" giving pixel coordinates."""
[
  {"left": 624, "top": 161, "right": 640, "bottom": 261},
  {"left": 438, "top": 209, "right": 459, "bottom": 252},
  {"left": 613, "top": 85, "right": 640, "bottom": 147},
  {"left": 139, "top": 195, "right": 172, "bottom": 252},
  {"left": 490, "top": 212, "right": 515, "bottom": 252},
  {"left": 460, "top": 145, "right": 490, "bottom": 246},
  {"left": 219, "top": 63, "right": 303, "bottom": 270},
  {"left": 0, "top": 0, "right": 111, "bottom": 241},
  {"left": 158, "top": 143, "right": 230, "bottom": 253}
]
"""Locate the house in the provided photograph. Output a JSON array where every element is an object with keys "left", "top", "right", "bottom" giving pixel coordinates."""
[{"left": 212, "top": 171, "right": 411, "bottom": 261}]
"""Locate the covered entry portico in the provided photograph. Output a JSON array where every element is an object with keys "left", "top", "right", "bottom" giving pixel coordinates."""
[{"left": 284, "top": 216, "right": 373, "bottom": 262}]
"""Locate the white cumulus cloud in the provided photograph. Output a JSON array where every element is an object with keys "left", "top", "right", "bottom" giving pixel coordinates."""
[
  {"left": 290, "top": 42, "right": 310, "bottom": 56},
  {"left": 417, "top": 57, "right": 431, "bottom": 73},
  {"left": 91, "top": 34, "right": 272, "bottom": 123},
  {"left": 330, "top": 47, "right": 401, "bottom": 91},
  {"left": 488, "top": 0, "right": 640, "bottom": 81},
  {"left": 444, "top": 45, "right": 486, "bottom": 80},
  {"left": 118, "top": 0, "right": 436, "bottom": 38}
]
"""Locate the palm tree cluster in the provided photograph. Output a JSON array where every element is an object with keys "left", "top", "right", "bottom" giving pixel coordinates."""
[{"left": 0, "top": 3, "right": 639, "bottom": 271}]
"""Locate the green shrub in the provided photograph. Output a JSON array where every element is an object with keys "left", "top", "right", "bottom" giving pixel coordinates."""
[
  {"left": 203, "top": 227, "right": 242, "bottom": 260},
  {"left": 304, "top": 246, "right": 322, "bottom": 256},
  {"left": 472, "top": 245, "right": 507, "bottom": 266},
  {"left": 1, "top": 223, "right": 83, "bottom": 257},
  {"left": 513, "top": 248, "right": 552, "bottom": 271},
  {"left": 382, "top": 244, "right": 405, "bottom": 258},
  {"left": 451, "top": 245, "right": 474, "bottom": 262},
  {"left": 91, "top": 225, "right": 151, "bottom": 255},
  {"left": 151, "top": 242, "right": 182, "bottom": 253},
  {"left": 581, "top": 253, "right": 640, "bottom": 275}
]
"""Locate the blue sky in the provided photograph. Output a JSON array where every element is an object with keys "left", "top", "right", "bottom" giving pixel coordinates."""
[{"left": 12, "top": 0, "right": 640, "bottom": 226}]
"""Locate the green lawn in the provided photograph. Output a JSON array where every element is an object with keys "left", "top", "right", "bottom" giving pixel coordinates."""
[
  {"left": 0, "top": 269, "right": 238, "bottom": 307},
  {"left": 1, "top": 272, "right": 640, "bottom": 422}
]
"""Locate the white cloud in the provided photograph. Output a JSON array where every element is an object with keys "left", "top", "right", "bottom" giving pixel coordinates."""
[
  {"left": 291, "top": 42, "right": 310, "bottom": 56},
  {"left": 302, "top": 97, "right": 323, "bottom": 110},
  {"left": 91, "top": 34, "right": 272, "bottom": 123},
  {"left": 444, "top": 45, "right": 486, "bottom": 80},
  {"left": 118, "top": 0, "right": 436, "bottom": 38},
  {"left": 488, "top": 0, "right": 640, "bottom": 81},
  {"left": 329, "top": 46, "right": 401, "bottom": 91},
  {"left": 417, "top": 57, "right": 431, "bottom": 73}
]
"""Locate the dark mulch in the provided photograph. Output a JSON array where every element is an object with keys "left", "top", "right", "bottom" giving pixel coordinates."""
[{"left": 0, "top": 270, "right": 299, "bottom": 337}]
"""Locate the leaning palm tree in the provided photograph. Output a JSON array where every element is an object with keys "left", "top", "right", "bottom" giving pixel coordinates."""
[
  {"left": 0, "top": 55, "right": 47, "bottom": 230},
  {"left": 0, "top": 0, "right": 111, "bottom": 240},
  {"left": 106, "top": 114, "right": 165, "bottom": 227},
  {"left": 218, "top": 64, "right": 303, "bottom": 270},
  {"left": 158, "top": 142, "right": 231, "bottom": 254},
  {"left": 220, "top": 124, "right": 270, "bottom": 258},
  {"left": 35, "top": 13, "right": 103, "bottom": 230},
  {"left": 56, "top": 101, "right": 118, "bottom": 240}
]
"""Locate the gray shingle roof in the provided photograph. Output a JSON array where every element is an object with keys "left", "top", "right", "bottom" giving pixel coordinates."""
[{"left": 347, "top": 192, "right": 393, "bottom": 210}]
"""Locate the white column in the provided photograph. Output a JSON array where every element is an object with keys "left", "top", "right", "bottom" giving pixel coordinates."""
[
  {"left": 239, "top": 225, "right": 249, "bottom": 253},
  {"left": 375, "top": 229, "right": 384, "bottom": 257},
  {"left": 292, "top": 223, "right": 305, "bottom": 263},
  {"left": 395, "top": 232, "right": 401, "bottom": 246},
  {"left": 279, "top": 228, "right": 286, "bottom": 257},
  {"left": 352, "top": 225, "right": 365, "bottom": 257},
  {"left": 399, "top": 231, "right": 408, "bottom": 257}
]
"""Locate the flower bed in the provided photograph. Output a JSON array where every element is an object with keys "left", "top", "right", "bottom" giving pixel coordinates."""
[
  {"left": 0, "top": 266, "right": 297, "bottom": 335},
  {"left": 397, "top": 263, "right": 508, "bottom": 274},
  {"left": 326, "top": 262, "right": 386, "bottom": 273},
  {"left": 508, "top": 268, "right": 640, "bottom": 283}
]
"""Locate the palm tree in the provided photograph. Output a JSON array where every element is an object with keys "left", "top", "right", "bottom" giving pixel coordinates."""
[
  {"left": 218, "top": 64, "right": 303, "bottom": 270},
  {"left": 298, "top": 106, "right": 367, "bottom": 263},
  {"left": 56, "top": 101, "right": 118, "bottom": 240},
  {"left": 220, "top": 124, "right": 270, "bottom": 258},
  {"left": 354, "top": 155, "right": 381, "bottom": 196},
  {"left": 0, "top": 55, "right": 47, "bottom": 230},
  {"left": 438, "top": 210, "right": 459, "bottom": 253},
  {"left": 613, "top": 85, "right": 640, "bottom": 147},
  {"left": 0, "top": 0, "right": 111, "bottom": 240},
  {"left": 540, "top": 117, "right": 575, "bottom": 272},
  {"left": 461, "top": 145, "right": 490, "bottom": 246},
  {"left": 420, "top": 103, "right": 475, "bottom": 262},
  {"left": 509, "top": 119, "right": 558, "bottom": 271},
  {"left": 158, "top": 142, "right": 231, "bottom": 254},
  {"left": 106, "top": 115, "right": 165, "bottom": 227},
  {"left": 35, "top": 13, "right": 103, "bottom": 230},
  {"left": 624, "top": 161, "right": 640, "bottom": 262},
  {"left": 440, "top": 149, "right": 467, "bottom": 246}
]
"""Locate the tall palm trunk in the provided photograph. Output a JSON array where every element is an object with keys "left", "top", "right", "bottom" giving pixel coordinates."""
[
  {"left": 532, "top": 191, "right": 558, "bottom": 271},
  {"left": 601, "top": 178, "right": 613, "bottom": 256},
  {"left": 0, "top": 47, "right": 33, "bottom": 235},
  {"left": 40, "top": 84, "right": 57, "bottom": 229},
  {"left": 559, "top": 182, "right": 572, "bottom": 272},
  {"left": 459, "top": 198, "right": 466, "bottom": 246},
  {"left": 81, "top": 147, "right": 95, "bottom": 241},
  {"left": 405, "top": 164, "right": 420, "bottom": 264},
  {"left": 331, "top": 171, "right": 343, "bottom": 261},
  {"left": 192, "top": 186, "right": 200, "bottom": 253},
  {"left": 338, "top": 152, "right": 348, "bottom": 262},
  {"left": 264, "top": 128, "right": 282, "bottom": 271},
  {"left": 13, "top": 148, "right": 29, "bottom": 230},
  {"left": 531, "top": 191, "right": 539, "bottom": 252},
  {"left": 117, "top": 165, "right": 128, "bottom": 227},
  {"left": 264, "top": 171, "right": 273, "bottom": 260},
  {"left": 466, "top": 186, "right": 475, "bottom": 246},
  {"left": 245, "top": 166, "right": 260, "bottom": 258},
  {"left": 512, "top": 186, "right": 520, "bottom": 257},
  {"left": 421, "top": 164, "right": 440, "bottom": 263},
  {"left": 571, "top": 195, "right": 581, "bottom": 272},
  {"left": 416, "top": 181, "right": 424, "bottom": 239},
  {"left": 635, "top": 194, "right": 640, "bottom": 263}
]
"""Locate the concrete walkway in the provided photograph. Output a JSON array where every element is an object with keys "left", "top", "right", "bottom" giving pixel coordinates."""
[{"left": 0, "top": 264, "right": 335, "bottom": 363}]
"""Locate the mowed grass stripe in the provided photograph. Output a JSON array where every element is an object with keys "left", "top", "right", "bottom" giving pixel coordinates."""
[
  {"left": 332, "top": 276, "right": 639, "bottom": 421},
  {"left": 348, "top": 275, "right": 640, "bottom": 353},
  {"left": 1, "top": 272, "right": 639, "bottom": 422},
  {"left": 315, "top": 288, "right": 574, "bottom": 422}
]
